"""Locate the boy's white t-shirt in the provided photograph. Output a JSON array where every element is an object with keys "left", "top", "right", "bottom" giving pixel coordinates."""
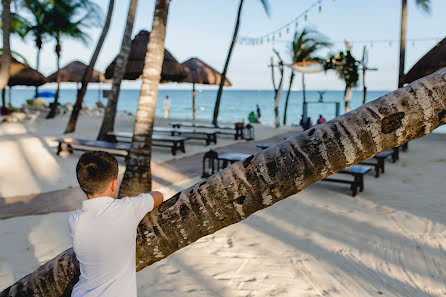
[{"left": 68, "top": 194, "right": 154, "bottom": 297}]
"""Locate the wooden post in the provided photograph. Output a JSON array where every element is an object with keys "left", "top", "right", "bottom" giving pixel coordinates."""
[{"left": 192, "top": 83, "right": 196, "bottom": 121}]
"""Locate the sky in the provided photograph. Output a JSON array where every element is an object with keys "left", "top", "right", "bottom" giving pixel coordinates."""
[{"left": 8, "top": 0, "right": 446, "bottom": 91}]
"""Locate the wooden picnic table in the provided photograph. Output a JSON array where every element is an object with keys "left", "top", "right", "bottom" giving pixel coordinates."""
[
  {"left": 169, "top": 122, "right": 253, "bottom": 140},
  {"left": 55, "top": 138, "right": 130, "bottom": 157},
  {"left": 108, "top": 132, "right": 188, "bottom": 155},
  {"left": 153, "top": 127, "right": 217, "bottom": 145}
]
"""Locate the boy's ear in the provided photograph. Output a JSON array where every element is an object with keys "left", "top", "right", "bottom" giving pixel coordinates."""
[{"left": 111, "top": 178, "right": 119, "bottom": 193}]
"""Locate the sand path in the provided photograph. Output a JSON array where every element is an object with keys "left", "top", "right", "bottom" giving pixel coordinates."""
[{"left": 1, "top": 133, "right": 445, "bottom": 296}]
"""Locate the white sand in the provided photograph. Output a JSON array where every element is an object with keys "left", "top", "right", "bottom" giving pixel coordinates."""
[
  {"left": 1, "top": 134, "right": 446, "bottom": 296},
  {"left": 0, "top": 113, "right": 295, "bottom": 197}
]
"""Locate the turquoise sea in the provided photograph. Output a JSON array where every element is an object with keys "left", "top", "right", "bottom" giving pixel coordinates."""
[{"left": 7, "top": 88, "right": 392, "bottom": 126}]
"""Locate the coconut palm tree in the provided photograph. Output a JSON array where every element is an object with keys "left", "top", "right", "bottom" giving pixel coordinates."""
[
  {"left": 0, "top": 0, "right": 11, "bottom": 112},
  {"left": 325, "top": 43, "right": 359, "bottom": 113},
  {"left": 118, "top": 0, "right": 170, "bottom": 198},
  {"left": 212, "top": 0, "right": 270, "bottom": 125},
  {"left": 398, "top": 0, "right": 431, "bottom": 88},
  {"left": 64, "top": 0, "right": 113, "bottom": 133},
  {"left": 2, "top": 68, "right": 446, "bottom": 297},
  {"left": 283, "top": 28, "right": 331, "bottom": 125},
  {"left": 46, "top": 0, "right": 101, "bottom": 119},
  {"left": 20, "top": 0, "right": 52, "bottom": 99},
  {"left": 97, "top": 0, "right": 138, "bottom": 141}
]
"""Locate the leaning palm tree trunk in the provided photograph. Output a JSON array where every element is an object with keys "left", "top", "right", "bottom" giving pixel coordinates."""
[
  {"left": 283, "top": 71, "right": 295, "bottom": 125},
  {"left": 2, "top": 68, "right": 445, "bottom": 297},
  {"left": 64, "top": 0, "right": 115, "bottom": 133},
  {"left": 97, "top": 0, "right": 138, "bottom": 141},
  {"left": 398, "top": 0, "right": 407, "bottom": 88},
  {"left": 118, "top": 0, "right": 170, "bottom": 198},
  {"left": 212, "top": 0, "right": 244, "bottom": 125},
  {"left": 0, "top": 0, "right": 11, "bottom": 109}
]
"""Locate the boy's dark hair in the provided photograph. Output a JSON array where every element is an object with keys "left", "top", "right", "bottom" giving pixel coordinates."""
[{"left": 76, "top": 151, "right": 118, "bottom": 195}]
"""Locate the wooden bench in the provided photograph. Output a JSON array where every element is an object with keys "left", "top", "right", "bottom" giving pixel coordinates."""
[
  {"left": 56, "top": 138, "right": 130, "bottom": 157},
  {"left": 108, "top": 132, "right": 187, "bottom": 156},
  {"left": 154, "top": 127, "right": 217, "bottom": 145},
  {"left": 322, "top": 165, "right": 372, "bottom": 197},
  {"left": 202, "top": 151, "right": 252, "bottom": 177},
  {"left": 359, "top": 150, "right": 393, "bottom": 177},
  {"left": 170, "top": 122, "right": 253, "bottom": 140}
]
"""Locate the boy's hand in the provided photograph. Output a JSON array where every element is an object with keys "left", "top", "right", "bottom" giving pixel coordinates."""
[{"left": 149, "top": 191, "right": 164, "bottom": 208}]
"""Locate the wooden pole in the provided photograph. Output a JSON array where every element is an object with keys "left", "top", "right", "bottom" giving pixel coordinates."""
[{"left": 192, "top": 83, "right": 196, "bottom": 121}]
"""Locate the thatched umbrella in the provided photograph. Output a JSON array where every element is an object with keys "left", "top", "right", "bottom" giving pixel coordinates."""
[
  {"left": 104, "top": 30, "right": 186, "bottom": 82},
  {"left": 181, "top": 57, "right": 231, "bottom": 120},
  {"left": 47, "top": 60, "right": 106, "bottom": 83},
  {"left": 401, "top": 37, "right": 446, "bottom": 85},
  {"left": 0, "top": 56, "right": 47, "bottom": 107}
]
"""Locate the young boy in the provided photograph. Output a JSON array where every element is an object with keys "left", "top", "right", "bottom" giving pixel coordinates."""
[{"left": 69, "top": 151, "right": 163, "bottom": 297}]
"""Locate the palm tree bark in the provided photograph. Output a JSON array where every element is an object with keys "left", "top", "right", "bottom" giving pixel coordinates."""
[
  {"left": 212, "top": 0, "right": 244, "bottom": 125},
  {"left": 2, "top": 68, "right": 445, "bottom": 297},
  {"left": 64, "top": 0, "right": 115, "bottom": 133},
  {"left": 0, "top": 0, "right": 11, "bottom": 110},
  {"left": 283, "top": 71, "right": 295, "bottom": 125},
  {"left": 398, "top": 0, "right": 407, "bottom": 88},
  {"left": 118, "top": 0, "right": 170, "bottom": 198},
  {"left": 47, "top": 34, "right": 61, "bottom": 119},
  {"left": 97, "top": 0, "right": 138, "bottom": 141}
]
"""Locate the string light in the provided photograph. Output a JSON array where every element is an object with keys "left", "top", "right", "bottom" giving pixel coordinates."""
[{"left": 239, "top": 0, "right": 330, "bottom": 47}]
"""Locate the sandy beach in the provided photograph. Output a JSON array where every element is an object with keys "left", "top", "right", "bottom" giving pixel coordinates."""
[{"left": 1, "top": 113, "right": 446, "bottom": 296}]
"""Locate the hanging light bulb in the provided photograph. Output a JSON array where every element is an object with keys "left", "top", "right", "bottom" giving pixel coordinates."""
[
  {"left": 286, "top": 26, "right": 290, "bottom": 34},
  {"left": 279, "top": 31, "right": 282, "bottom": 38},
  {"left": 295, "top": 22, "right": 298, "bottom": 29},
  {"left": 319, "top": 3, "right": 322, "bottom": 13},
  {"left": 304, "top": 14, "right": 308, "bottom": 21}
]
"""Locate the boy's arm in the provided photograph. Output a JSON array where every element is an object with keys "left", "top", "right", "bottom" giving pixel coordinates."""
[
  {"left": 150, "top": 191, "right": 164, "bottom": 208},
  {"left": 124, "top": 191, "right": 164, "bottom": 224}
]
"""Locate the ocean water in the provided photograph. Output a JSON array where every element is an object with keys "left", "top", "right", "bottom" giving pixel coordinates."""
[{"left": 6, "top": 88, "right": 391, "bottom": 125}]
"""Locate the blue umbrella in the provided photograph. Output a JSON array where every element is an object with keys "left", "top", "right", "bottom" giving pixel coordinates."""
[{"left": 38, "top": 91, "right": 56, "bottom": 98}]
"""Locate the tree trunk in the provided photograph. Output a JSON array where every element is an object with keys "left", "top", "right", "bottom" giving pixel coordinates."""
[
  {"left": 35, "top": 46, "right": 41, "bottom": 99},
  {"left": 47, "top": 35, "right": 61, "bottom": 119},
  {"left": 212, "top": 0, "right": 244, "bottom": 125},
  {"left": 64, "top": 0, "right": 115, "bottom": 133},
  {"left": 398, "top": 0, "right": 407, "bottom": 88},
  {"left": 2, "top": 68, "right": 446, "bottom": 297},
  {"left": 118, "top": 0, "right": 170, "bottom": 198},
  {"left": 97, "top": 0, "right": 138, "bottom": 141},
  {"left": 283, "top": 71, "right": 295, "bottom": 125},
  {"left": 344, "top": 86, "right": 353, "bottom": 113},
  {"left": 0, "top": 0, "right": 11, "bottom": 109}
]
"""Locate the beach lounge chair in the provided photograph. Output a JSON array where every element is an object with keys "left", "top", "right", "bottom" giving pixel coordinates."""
[{"left": 107, "top": 132, "right": 188, "bottom": 155}]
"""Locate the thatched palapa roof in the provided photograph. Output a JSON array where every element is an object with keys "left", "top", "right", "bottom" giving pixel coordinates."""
[
  {"left": 0, "top": 56, "right": 47, "bottom": 86},
  {"left": 401, "top": 37, "right": 446, "bottom": 84},
  {"left": 105, "top": 30, "right": 186, "bottom": 82},
  {"left": 181, "top": 57, "right": 231, "bottom": 86},
  {"left": 47, "top": 61, "right": 106, "bottom": 83}
]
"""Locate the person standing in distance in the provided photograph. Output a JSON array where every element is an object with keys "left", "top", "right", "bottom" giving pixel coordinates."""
[{"left": 163, "top": 95, "right": 171, "bottom": 118}]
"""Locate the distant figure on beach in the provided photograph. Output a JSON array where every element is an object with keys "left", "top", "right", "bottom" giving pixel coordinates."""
[
  {"left": 317, "top": 114, "right": 327, "bottom": 125},
  {"left": 304, "top": 117, "right": 314, "bottom": 130},
  {"left": 248, "top": 111, "right": 258, "bottom": 123},
  {"left": 69, "top": 151, "right": 163, "bottom": 297},
  {"left": 299, "top": 116, "right": 304, "bottom": 127},
  {"left": 163, "top": 95, "right": 171, "bottom": 118},
  {"left": 256, "top": 104, "right": 262, "bottom": 123}
]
